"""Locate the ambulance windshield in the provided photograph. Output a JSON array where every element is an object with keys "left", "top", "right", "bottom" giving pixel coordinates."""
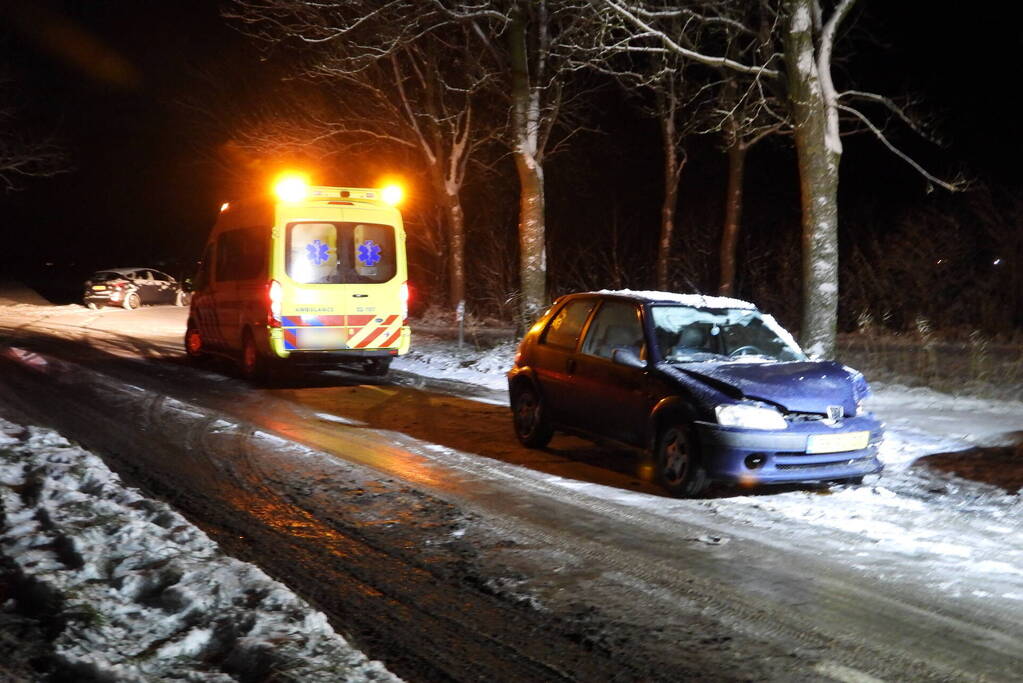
[{"left": 286, "top": 222, "right": 396, "bottom": 285}]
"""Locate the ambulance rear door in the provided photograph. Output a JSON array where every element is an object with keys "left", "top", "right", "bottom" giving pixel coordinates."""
[{"left": 280, "top": 205, "right": 405, "bottom": 352}]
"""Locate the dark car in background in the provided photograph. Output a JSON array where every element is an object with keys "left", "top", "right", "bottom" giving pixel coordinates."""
[
  {"left": 83, "top": 268, "right": 190, "bottom": 310},
  {"left": 507, "top": 290, "right": 884, "bottom": 497}
]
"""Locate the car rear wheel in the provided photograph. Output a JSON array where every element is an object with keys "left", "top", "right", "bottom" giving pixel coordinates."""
[
  {"left": 174, "top": 290, "right": 190, "bottom": 306},
  {"left": 184, "top": 323, "right": 204, "bottom": 359},
  {"left": 85, "top": 301, "right": 98, "bottom": 310},
  {"left": 123, "top": 292, "right": 141, "bottom": 310},
  {"left": 655, "top": 424, "right": 708, "bottom": 498},
  {"left": 511, "top": 384, "right": 554, "bottom": 448}
]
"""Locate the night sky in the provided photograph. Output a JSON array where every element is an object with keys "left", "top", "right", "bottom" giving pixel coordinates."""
[{"left": 2, "top": 1, "right": 1020, "bottom": 308}]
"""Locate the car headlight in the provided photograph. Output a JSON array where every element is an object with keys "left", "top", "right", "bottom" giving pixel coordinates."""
[{"left": 715, "top": 403, "right": 787, "bottom": 430}]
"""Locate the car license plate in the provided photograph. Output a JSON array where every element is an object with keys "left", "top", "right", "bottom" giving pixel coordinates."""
[
  {"left": 93, "top": 285, "right": 107, "bottom": 291},
  {"left": 806, "top": 431, "right": 869, "bottom": 454},
  {"left": 296, "top": 327, "right": 348, "bottom": 350}
]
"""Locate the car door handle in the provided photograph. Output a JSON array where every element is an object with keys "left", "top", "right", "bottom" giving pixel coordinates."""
[{"left": 566, "top": 358, "right": 576, "bottom": 374}]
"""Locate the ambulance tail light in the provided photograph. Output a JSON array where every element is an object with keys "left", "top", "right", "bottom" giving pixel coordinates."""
[
  {"left": 400, "top": 281, "right": 410, "bottom": 321},
  {"left": 267, "top": 279, "right": 283, "bottom": 328}
]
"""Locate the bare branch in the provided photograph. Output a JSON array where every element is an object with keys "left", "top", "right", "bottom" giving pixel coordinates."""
[{"left": 837, "top": 103, "right": 965, "bottom": 192}]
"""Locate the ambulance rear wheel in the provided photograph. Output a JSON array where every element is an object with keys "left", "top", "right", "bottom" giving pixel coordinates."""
[
  {"left": 123, "top": 292, "right": 141, "bottom": 310},
  {"left": 241, "top": 331, "right": 264, "bottom": 382},
  {"left": 241, "top": 330, "right": 280, "bottom": 385},
  {"left": 364, "top": 358, "right": 391, "bottom": 376}
]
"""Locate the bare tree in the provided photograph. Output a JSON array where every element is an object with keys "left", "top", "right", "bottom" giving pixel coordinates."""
[
  {"left": 589, "top": 0, "right": 959, "bottom": 357},
  {"left": 501, "top": 0, "right": 600, "bottom": 324},
  {"left": 0, "top": 76, "right": 68, "bottom": 192},
  {"left": 224, "top": 0, "right": 503, "bottom": 316}
]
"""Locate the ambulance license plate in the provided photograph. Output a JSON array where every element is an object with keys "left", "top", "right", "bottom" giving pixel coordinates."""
[
  {"left": 296, "top": 327, "right": 347, "bottom": 350},
  {"left": 806, "top": 431, "right": 869, "bottom": 454}
]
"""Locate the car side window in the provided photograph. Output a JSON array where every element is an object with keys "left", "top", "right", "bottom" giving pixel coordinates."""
[
  {"left": 541, "top": 299, "right": 596, "bottom": 350},
  {"left": 581, "top": 301, "right": 645, "bottom": 360}
]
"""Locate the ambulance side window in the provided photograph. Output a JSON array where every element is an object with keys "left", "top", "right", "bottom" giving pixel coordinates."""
[
  {"left": 216, "top": 228, "right": 267, "bottom": 282},
  {"left": 193, "top": 245, "right": 213, "bottom": 291}
]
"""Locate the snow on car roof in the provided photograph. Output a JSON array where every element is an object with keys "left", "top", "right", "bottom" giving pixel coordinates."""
[
  {"left": 591, "top": 289, "right": 757, "bottom": 310},
  {"left": 93, "top": 267, "right": 147, "bottom": 275}
]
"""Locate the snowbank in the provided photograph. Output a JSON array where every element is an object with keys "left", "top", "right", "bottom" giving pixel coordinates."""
[{"left": 0, "top": 418, "right": 399, "bottom": 682}]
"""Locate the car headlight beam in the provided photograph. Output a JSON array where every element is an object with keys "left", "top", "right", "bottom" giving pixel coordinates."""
[{"left": 715, "top": 403, "right": 787, "bottom": 430}]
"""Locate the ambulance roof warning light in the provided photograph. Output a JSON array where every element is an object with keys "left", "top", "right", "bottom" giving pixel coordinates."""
[
  {"left": 381, "top": 184, "right": 403, "bottom": 206},
  {"left": 274, "top": 174, "right": 310, "bottom": 203}
]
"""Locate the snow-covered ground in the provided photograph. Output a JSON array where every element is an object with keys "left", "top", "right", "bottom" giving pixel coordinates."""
[
  {"left": 0, "top": 418, "right": 399, "bottom": 682},
  {"left": 2, "top": 292, "right": 1022, "bottom": 680}
]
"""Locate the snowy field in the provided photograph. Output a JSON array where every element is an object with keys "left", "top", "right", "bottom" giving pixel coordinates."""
[{"left": 1, "top": 291, "right": 1022, "bottom": 680}]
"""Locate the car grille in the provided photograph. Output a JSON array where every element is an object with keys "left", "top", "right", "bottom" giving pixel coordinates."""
[{"left": 776, "top": 457, "right": 874, "bottom": 472}]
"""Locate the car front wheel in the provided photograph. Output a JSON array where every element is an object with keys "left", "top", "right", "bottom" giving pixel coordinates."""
[
  {"left": 511, "top": 384, "right": 553, "bottom": 448},
  {"left": 655, "top": 424, "right": 708, "bottom": 498}
]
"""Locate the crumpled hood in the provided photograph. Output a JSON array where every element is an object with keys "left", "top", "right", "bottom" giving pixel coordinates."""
[{"left": 678, "top": 360, "right": 859, "bottom": 415}]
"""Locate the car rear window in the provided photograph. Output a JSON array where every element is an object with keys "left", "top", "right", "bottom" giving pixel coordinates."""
[
  {"left": 286, "top": 222, "right": 396, "bottom": 284},
  {"left": 90, "top": 271, "right": 124, "bottom": 282}
]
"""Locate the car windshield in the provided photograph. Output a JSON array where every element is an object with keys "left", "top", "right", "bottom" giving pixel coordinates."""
[{"left": 650, "top": 305, "right": 806, "bottom": 363}]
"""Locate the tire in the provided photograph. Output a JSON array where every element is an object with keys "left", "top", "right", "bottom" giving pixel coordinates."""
[
  {"left": 241, "top": 330, "right": 275, "bottom": 384},
  {"left": 364, "top": 357, "right": 391, "bottom": 376},
  {"left": 123, "top": 292, "right": 141, "bottom": 310},
  {"left": 511, "top": 383, "right": 554, "bottom": 448},
  {"left": 655, "top": 424, "right": 708, "bottom": 498},
  {"left": 85, "top": 302, "right": 98, "bottom": 310},
  {"left": 184, "top": 322, "right": 204, "bottom": 359},
  {"left": 174, "top": 290, "right": 190, "bottom": 307}
]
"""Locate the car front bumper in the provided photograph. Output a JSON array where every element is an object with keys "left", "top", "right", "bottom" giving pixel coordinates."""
[{"left": 694, "top": 415, "right": 884, "bottom": 485}]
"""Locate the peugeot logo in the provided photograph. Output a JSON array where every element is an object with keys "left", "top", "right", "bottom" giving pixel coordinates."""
[{"left": 824, "top": 405, "right": 844, "bottom": 426}]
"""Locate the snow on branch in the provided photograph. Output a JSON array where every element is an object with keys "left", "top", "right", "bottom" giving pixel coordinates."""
[
  {"left": 599, "top": 0, "right": 781, "bottom": 78},
  {"left": 837, "top": 104, "right": 965, "bottom": 192}
]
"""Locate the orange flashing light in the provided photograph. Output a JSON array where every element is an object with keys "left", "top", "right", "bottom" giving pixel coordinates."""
[
  {"left": 274, "top": 173, "right": 310, "bottom": 203},
  {"left": 381, "top": 184, "right": 404, "bottom": 206}
]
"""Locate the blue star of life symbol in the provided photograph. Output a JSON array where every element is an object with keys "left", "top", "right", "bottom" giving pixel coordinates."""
[
  {"left": 306, "top": 239, "right": 330, "bottom": 266},
  {"left": 357, "top": 240, "right": 382, "bottom": 267}
]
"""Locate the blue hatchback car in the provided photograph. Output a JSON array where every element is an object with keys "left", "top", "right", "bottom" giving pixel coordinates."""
[{"left": 507, "top": 291, "right": 884, "bottom": 497}]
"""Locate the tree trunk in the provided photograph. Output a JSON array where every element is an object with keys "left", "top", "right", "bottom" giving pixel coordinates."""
[
  {"left": 508, "top": 4, "right": 547, "bottom": 326},
  {"left": 657, "top": 112, "right": 680, "bottom": 291},
  {"left": 718, "top": 138, "right": 747, "bottom": 297},
  {"left": 785, "top": 0, "right": 840, "bottom": 358},
  {"left": 444, "top": 190, "right": 466, "bottom": 313}
]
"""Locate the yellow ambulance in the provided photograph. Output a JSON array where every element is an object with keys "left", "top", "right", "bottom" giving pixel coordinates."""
[{"left": 185, "top": 176, "right": 410, "bottom": 379}]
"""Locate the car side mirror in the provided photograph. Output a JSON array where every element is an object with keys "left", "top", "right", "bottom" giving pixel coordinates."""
[{"left": 612, "top": 347, "right": 645, "bottom": 369}]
